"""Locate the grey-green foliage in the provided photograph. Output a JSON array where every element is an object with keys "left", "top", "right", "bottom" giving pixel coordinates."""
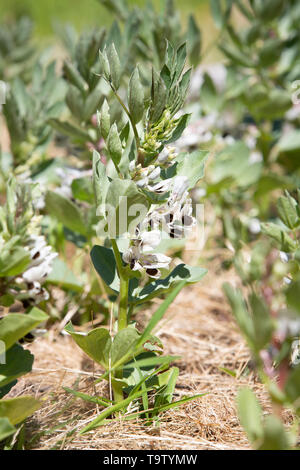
[
  {"left": 98, "top": 0, "right": 201, "bottom": 69},
  {"left": 0, "top": 308, "right": 48, "bottom": 441},
  {"left": 210, "top": 0, "right": 296, "bottom": 123},
  {"left": 128, "top": 67, "right": 144, "bottom": 124},
  {"left": 48, "top": 28, "right": 106, "bottom": 155},
  {"left": 237, "top": 388, "right": 291, "bottom": 450},
  {"left": 0, "top": 179, "right": 38, "bottom": 279},
  {"left": 261, "top": 191, "right": 300, "bottom": 252},
  {"left": 95, "top": 40, "right": 194, "bottom": 174},
  {"left": 0, "top": 179, "right": 57, "bottom": 305},
  {"left": 0, "top": 16, "right": 36, "bottom": 82},
  {"left": 2, "top": 61, "right": 66, "bottom": 170},
  {"left": 224, "top": 191, "right": 300, "bottom": 450},
  {"left": 51, "top": 1, "right": 201, "bottom": 159}
]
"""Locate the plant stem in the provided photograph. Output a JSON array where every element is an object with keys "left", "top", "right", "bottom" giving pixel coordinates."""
[
  {"left": 119, "top": 276, "right": 129, "bottom": 330},
  {"left": 110, "top": 238, "right": 129, "bottom": 403},
  {"left": 110, "top": 85, "right": 141, "bottom": 159},
  {"left": 111, "top": 239, "right": 128, "bottom": 331}
]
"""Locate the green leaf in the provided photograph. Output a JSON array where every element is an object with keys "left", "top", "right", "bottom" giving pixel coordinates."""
[
  {"left": 63, "top": 61, "right": 88, "bottom": 94},
  {"left": 200, "top": 72, "right": 219, "bottom": 112},
  {"left": 154, "top": 366, "right": 179, "bottom": 408},
  {"left": 46, "top": 258, "right": 83, "bottom": 292},
  {"left": 278, "top": 130, "right": 300, "bottom": 171},
  {"left": 128, "top": 67, "right": 144, "bottom": 124},
  {"left": 71, "top": 177, "right": 94, "bottom": 204},
  {"left": 111, "top": 327, "right": 141, "bottom": 366},
  {"left": 175, "top": 150, "right": 209, "bottom": 189},
  {"left": 63, "top": 387, "right": 111, "bottom": 407},
  {"left": 0, "top": 417, "right": 16, "bottom": 441},
  {"left": 65, "top": 323, "right": 112, "bottom": 368},
  {"left": 0, "top": 246, "right": 30, "bottom": 278},
  {"left": 0, "top": 295, "right": 14, "bottom": 308},
  {"left": 48, "top": 118, "right": 91, "bottom": 143},
  {"left": 258, "top": 39, "right": 282, "bottom": 67},
  {"left": 0, "top": 344, "right": 34, "bottom": 391},
  {"left": 237, "top": 387, "right": 263, "bottom": 444},
  {"left": 223, "top": 284, "right": 255, "bottom": 349},
  {"left": 80, "top": 387, "right": 154, "bottom": 433},
  {"left": 45, "top": 191, "right": 88, "bottom": 236},
  {"left": 277, "top": 193, "right": 299, "bottom": 230},
  {"left": 278, "top": 130, "right": 300, "bottom": 153},
  {"left": 107, "top": 43, "right": 121, "bottom": 90},
  {"left": 136, "top": 281, "right": 186, "bottom": 349},
  {"left": 259, "top": 415, "right": 290, "bottom": 450},
  {"left": 98, "top": 48, "right": 110, "bottom": 80},
  {"left": 0, "top": 308, "right": 48, "bottom": 352},
  {"left": 81, "top": 392, "right": 206, "bottom": 431},
  {"left": 187, "top": 15, "right": 201, "bottom": 67},
  {"left": 211, "top": 142, "right": 262, "bottom": 187},
  {"left": 165, "top": 113, "right": 191, "bottom": 144},
  {"left": 150, "top": 69, "right": 167, "bottom": 124},
  {"left": 284, "top": 365, "right": 300, "bottom": 405},
  {"left": 0, "top": 396, "right": 41, "bottom": 426},
  {"left": 93, "top": 150, "right": 110, "bottom": 209},
  {"left": 286, "top": 281, "right": 300, "bottom": 314},
  {"left": 98, "top": 99, "right": 110, "bottom": 140},
  {"left": 210, "top": 0, "right": 231, "bottom": 29},
  {"left": 90, "top": 245, "right": 119, "bottom": 292},
  {"left": 107, "top": 123, "right": 122, "bottom": 165},
  {"left": 133, "top": 264, "right": 207, "bottom": 304},
  {"left": 219, "top": 42, "right": 254, "bottom": 67},
  {"left": 261, "top": 223, "right": 297, "bottom": 252},
  {"left": 248, "top": 89, "right": 291, "bottom": 120},
  {"left": 249, "top": 293, "right": 273, "bottom": 350},
  {"left": 174, "top": 43, "right": 187, "bottom": 82}
]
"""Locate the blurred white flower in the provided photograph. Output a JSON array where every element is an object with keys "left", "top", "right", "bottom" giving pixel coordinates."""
[
  {"left": 248, "top": 218, "right": 261, "bottom": 234},
  {"left": 20, "top": 234, "right": 57, "bottom": 301},
  {"left": 279, "top": 251, "right": 289, "bottom": 263}
]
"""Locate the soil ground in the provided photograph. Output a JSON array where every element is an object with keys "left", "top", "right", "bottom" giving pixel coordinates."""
[{"left": 9, "top": 258, "right": 274, "bottom": 450}]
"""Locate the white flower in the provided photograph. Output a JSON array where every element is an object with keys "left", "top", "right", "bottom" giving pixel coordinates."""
[
  {"left": 123, "top": 244, "right": 171, "bottom": 278},
  {"left": 170, "top": 176, "right": 189, "bottom": 202},
  {"left": 291, "top": 339, "right": 300, "bottom": 366},
  {"left": 131, "top": 164, "right": 161, "bottom": 189},
  {"left": 23, "top": 254, "right": 56, "bottom": 283},
  {"left": 157, "top": 146, "right": 177, "bottom": 165},
  {"left": 148, "top": 178, "right": 173, "bottom": 194},
  {"left": 137, "top": 229, "right": 161, "bottom": 251},
  {"left": 148, "top": 167, "right": 161, "bottom": 181},
  {"left": 279, "top": 251, "right": 289, "bottom": 263},
  {"left": 249, "top": 151, "right": 263, "bottom": 163},
  {"left": 27, "top": 281, "right": 50, "bottom": 302},
  {"left": 22, "top": 235, "right": 57, "bottom": 293},
  {"left": 248, "top": 218, "right": 261, "bottom": 235}
]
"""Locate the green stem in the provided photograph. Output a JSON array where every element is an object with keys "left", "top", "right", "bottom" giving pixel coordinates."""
[
  {"left": 119, "top": 276, "right": 129, "bottom": 331},
  {"left": 111, "top": 239, "right": 128, "bottom": 331},
  {"left": 110, "top": 238, "right": 129, "bottom": 403},
  {"left": 110, "top": 85, "right": 141, "bottom": 159}
]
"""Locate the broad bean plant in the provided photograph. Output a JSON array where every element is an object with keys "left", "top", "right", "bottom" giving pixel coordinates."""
[{"left": 65, "top": 41, "right": 208, "bottom": 431}]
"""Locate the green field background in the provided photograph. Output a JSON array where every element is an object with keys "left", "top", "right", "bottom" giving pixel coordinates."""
[{"left": 0, "top": 0, "right": 212, "bottom": 36}]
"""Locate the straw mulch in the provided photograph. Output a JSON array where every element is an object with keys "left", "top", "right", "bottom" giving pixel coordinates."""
[{"left": 8, "top": 256, "right": 276, "bottom": 451}]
